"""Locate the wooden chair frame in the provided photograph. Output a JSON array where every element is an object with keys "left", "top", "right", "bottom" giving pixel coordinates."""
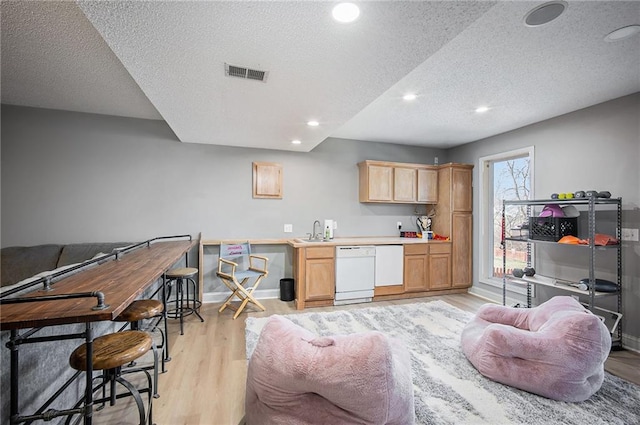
[{"left": 216, "top": 243, "right": 268, "bottom": 319}]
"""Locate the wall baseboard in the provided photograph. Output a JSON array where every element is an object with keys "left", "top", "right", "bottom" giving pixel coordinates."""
[
  {"left": 468, "top": 286, "right": 524, "bottom": 308},
  {"left": 622, "top": 334, "right": 640, "bottom": 352}
]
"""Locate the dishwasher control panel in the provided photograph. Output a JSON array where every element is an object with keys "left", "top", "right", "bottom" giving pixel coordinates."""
[{"left": 336, "top": 246, "right": 376, "bottom": 257}]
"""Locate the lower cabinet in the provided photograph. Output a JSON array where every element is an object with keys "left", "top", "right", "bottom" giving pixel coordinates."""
[
  {"left": 403, "top": 243, "right": 452, "bottom": 292},
  {"left": 294, "top": 246, "right": 335, "bottom": 309},
  {"left": 295, "top": 242, "right": 457, "bottom": 310},
  {"left": 306, "top": 257, "right": 335, "bottom": 300},
  {"left": 451, "top": 213, "right": 472, "bottom": 288},
  {"left": 427, "top": 244, "right": 452, "bottom": 290},
  {"left": 404, "top": 244, "right": 429, "bottom": 292}
]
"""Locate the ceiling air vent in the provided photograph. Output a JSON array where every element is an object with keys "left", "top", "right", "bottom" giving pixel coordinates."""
[{"left": 225, "top": 63, "right": 268, "bottom": 82}]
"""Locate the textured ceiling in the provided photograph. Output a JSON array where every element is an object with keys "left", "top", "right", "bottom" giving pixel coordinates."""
[
  {"left": 1, "top": 1, "right": 639, "bottom": 152},
  {"left": 1, "top": 1, "right": 162, "bottom": 120}
]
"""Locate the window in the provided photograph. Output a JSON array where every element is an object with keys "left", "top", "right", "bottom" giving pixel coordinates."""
[{"left": 479, "top": 147, "right": 534, "bottom": 289}]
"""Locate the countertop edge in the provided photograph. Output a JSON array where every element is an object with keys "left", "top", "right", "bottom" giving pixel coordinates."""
[
  {"left": 289, "top": 237, "right": 450, "bottom": 247},
  {"left": 201, "top": 237, "right": 450, "bottom": 248}
]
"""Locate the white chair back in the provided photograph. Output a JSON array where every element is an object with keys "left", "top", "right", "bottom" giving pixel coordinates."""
[{"left": 220, "top": 242, "right": 251, "bottom": 270}]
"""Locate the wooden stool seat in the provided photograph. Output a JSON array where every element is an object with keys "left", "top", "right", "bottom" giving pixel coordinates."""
[
  {"left": 165, "top": 267, "right": 198, "bottom": 279},
  {"left": 70, "top": 331, "right": 152, "bottom": 371},
  {"left": 165, "top": 267, "right": 203, "bottom": 335},
  {"left": 115, "top": 300, "right": 164, "bottom": 322}
]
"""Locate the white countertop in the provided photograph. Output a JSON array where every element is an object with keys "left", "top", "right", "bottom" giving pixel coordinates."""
[{"left": 288, "top": 236, "right": 449, "bottom": 248}]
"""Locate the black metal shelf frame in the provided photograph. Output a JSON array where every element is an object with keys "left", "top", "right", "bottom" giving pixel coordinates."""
[{"left": 501, "top": 197, "right": 623, "bottom": 347}]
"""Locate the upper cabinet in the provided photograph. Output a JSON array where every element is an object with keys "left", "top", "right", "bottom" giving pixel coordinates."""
[
  {"left": 253, "top": 161, "right": 283, "bottom": 199},
  {"left": 432, "top": 163, "right": 473, "bottom": 217},
  {"left": 360, "top": 163, "right": 393, "bottom": 201},
  {"left": 417, "top": 168, "right": 438, "bottom": 203},
  {"left": 358, "top": 160, "right": 438, "bottom": 204},
  {"left": 451, "top": 166, "right": 472, "bottom": 212},
  {"left": 393, "top": 166, "right": 417, "bottom": 202}
]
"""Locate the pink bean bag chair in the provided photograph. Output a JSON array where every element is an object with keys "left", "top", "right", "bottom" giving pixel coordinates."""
[
  {"left": 245, "top": 315, "right": 414, "bottom": 425},
  {"left": 461, "top": 296, "right": 611, "bottom": 402}
]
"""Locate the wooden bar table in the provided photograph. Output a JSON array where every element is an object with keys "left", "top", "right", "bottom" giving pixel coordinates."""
[{"left": 0, "top": 238, "right": 194, "bottom": 425}]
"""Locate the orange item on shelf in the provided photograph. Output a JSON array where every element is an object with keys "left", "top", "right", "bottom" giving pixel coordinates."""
[
  {"left": 558, "top": 234, "right": 619, "bottom": 246},
  {"left": 592, "top": 233, "right": 619, "bottom": 246},
  {"left": 557, "top": 235, "right": 587, "bottom": 245},
  {"left": 432, "top": 233, "right": 449, "bottom": 241}
]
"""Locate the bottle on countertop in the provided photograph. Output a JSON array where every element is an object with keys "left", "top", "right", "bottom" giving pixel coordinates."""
[{"left": 324, "top": 225, "right": 331, "bottom": 240}]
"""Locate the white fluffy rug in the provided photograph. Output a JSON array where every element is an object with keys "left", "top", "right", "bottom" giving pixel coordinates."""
[{"left": 245, "top": 300, "right": 640, "bottom": 425}]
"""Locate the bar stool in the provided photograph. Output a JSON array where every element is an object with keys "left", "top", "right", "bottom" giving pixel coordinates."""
[
  {"left": 165, "top": 267, "right": 204, "bottom": 335},
  {"left": 68, "top": 330, "right": 157, "bottom": 425},
  {"left": 115, "top": 299, "right": 166, "bottom": 384}
]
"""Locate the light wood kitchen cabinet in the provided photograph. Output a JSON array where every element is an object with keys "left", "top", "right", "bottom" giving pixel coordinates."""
[
  {"left": 432, "top": 163, "right": 474, "bottom": 289},
  {"left": 358, "top": 160, "right": 438, "bottom": 204},
  {"left": 359, "top": 162, "right": 393, "bottom": 202},
  {"left": 294, "top": 246, "right": 335, "bottom": 309},
  {"left": 452, "top": 167, "right": 472, "bottom": 212},
  {"left": 427, "top": 243, "right": 452, "bottom": 290},
  {"left": 451, "top": 213, "right": 472, "bottom": 288},
  {"left": 252, "top": 162, "right": 282, "bottom": 199},
  {"left": 306, "top": 258, "right": 334, "bottom": 299},
  {"left": 394, "top": 167, "right": 417, "bottom": 202},
  {"left": 417, "top": 168, "right": 438, "bottom": 203},
  {"left": 403, "top": 244, "right": 429, "bottom": 292},
  {"left": 403, "top": 243, "right": 452, "bottom": 292}
]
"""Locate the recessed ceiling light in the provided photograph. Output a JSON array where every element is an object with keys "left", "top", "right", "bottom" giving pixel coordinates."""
[
  {"left": 604, "top": 25, "right": 640, "bottom": 42},
  {"left": 307, "top": 120, "right": 319, "bottom": 127},
  {"left": 291, "top": 140, "right": 302, "bottom": 145},
  {"left": 524, "top": 1, "right": 567, "bottom": 27},
  {"left": 332, "top": 3, "right": 360, "bottom": 23},
  {"left": 403, "top": 94, "right": 417, "bottom": 101},
  {"left": 475, "top": 106, "right": 490, "bottom": 113}
]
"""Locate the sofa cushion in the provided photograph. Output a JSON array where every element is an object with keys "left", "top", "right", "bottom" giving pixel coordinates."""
[
  {"left": 56, "top": 242, "right": 132, "bottom": 268},
  {"left": 245, "top": 315, "right": 414, "bottom": 425},
  {"left": 1, "top": 245, "right": 63, "bottom": 287}
]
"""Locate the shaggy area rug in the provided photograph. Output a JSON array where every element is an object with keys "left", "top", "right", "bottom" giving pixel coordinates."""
[{"left": 245, "top": 300, "right": 640, "bottom": 425}]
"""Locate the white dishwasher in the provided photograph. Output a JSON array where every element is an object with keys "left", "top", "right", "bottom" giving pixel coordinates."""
[{"left": 334, "top": 246, "right": 376, "bottom": 306}]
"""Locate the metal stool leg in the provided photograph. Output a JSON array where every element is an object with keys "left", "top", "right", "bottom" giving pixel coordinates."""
[
  {"left": 150, "top": 343, "right": 159, "bottom": 399},
  {"left": 162, "top": 274, "right": 171, "bottom": 367},
  {"left": 115, "top": 375, "right": 147, "bottom": 425},
  {"left": 188, "top": 278, "right": 204, "bottom": 323},
  {"left": 178, "top": 278, "right": 184, "bottom": 335}
]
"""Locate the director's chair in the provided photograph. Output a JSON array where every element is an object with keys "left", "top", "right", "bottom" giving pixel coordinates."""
[{"left": 216, "top": 242, "right": 268, "bottom": 319}]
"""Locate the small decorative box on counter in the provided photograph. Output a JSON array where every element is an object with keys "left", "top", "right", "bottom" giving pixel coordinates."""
[{"left": 400, "top": 231, "right": 419, "bottom": 238}]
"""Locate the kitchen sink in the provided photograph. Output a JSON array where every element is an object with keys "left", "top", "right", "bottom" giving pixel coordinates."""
[{"left": 293, "top": 238, "right": 328, "bottom": 243}]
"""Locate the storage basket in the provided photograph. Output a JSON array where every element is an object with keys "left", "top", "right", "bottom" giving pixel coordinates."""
[{"left": 529, "top": 216, "right": 578, "bottom": 242}]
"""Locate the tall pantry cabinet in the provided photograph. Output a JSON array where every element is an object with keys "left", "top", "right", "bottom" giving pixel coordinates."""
[{"left": 432, "top": 164, "right": 474, "bottom": 288}]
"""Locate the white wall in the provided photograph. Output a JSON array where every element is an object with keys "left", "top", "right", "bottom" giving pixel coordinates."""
[
  {"left": 449, "top": 93, "right": 640, "bottom": 347},
  {"left": 1, "top": 105, "right": 447, "bottom": 294}
]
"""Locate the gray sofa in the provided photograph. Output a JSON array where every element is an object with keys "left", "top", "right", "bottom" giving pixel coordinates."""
[
  {"left": 1, "top": 242, "right": 133, "bottom": 288},
  {"left": 0, "top": 241, "right": 147, "bottom": 425}
]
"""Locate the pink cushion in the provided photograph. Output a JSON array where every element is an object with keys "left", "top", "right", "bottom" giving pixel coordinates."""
[
  {"left": 461, "top": 296, "right": 611, "bottom": 402},
  {"left": 245, "top": 315, "right": 414, "bottom": 425}
]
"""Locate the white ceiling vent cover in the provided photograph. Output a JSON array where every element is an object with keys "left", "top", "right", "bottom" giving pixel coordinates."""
[{"left": 225, "top": 63, "right": 268, "bottom": 82}]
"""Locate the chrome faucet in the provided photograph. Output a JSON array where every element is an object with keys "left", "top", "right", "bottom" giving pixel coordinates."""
[{"left": 309, "top": 220, "right": 321, "bottom": 241}]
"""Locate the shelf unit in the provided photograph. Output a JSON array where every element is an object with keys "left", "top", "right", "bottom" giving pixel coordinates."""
[{"left": 501, "top": 197, "right": 622, "bottom": 346}]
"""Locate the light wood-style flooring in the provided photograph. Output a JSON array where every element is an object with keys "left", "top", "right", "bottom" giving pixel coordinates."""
[{"left": 95, "top": 294, "right": 639, "bottom": 424}]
